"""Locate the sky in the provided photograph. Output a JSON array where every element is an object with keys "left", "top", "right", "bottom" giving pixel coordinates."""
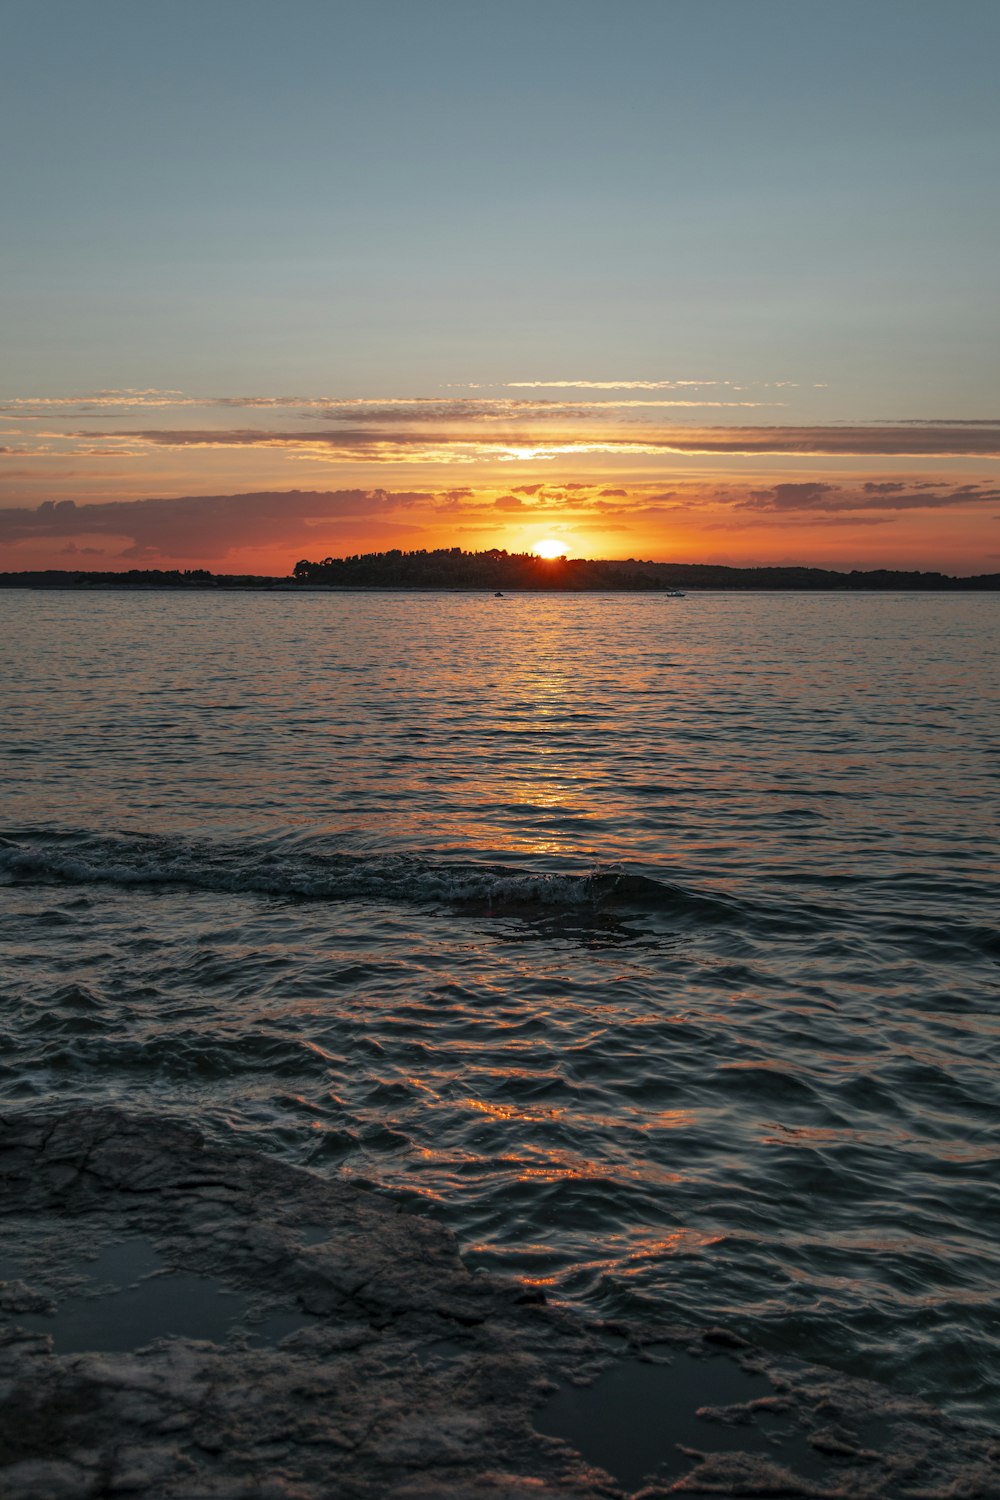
[{"left": 2, "top": 0, "right": 998, "bottom": 575}]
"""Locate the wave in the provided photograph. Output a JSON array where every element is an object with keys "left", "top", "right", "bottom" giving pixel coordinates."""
[{"left": 0, "top": 831, "right": 740, "bottom": 921}]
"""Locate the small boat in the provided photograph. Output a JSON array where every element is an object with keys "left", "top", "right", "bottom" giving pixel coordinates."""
[
  {"left": 665, "top": 588, "right": 686, "bottom": 597},
  {"left": 494, "top": 591, "right": 505, "bottom": 598}
]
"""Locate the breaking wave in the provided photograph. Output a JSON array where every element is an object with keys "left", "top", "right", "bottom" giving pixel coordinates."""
[{"left": 0, "top": 831, "right": 740, "bottom": 921}]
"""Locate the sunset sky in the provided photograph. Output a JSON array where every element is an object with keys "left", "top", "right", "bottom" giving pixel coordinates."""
[{"left": 2, "top": 0, "right": 998, "bottom": 574}]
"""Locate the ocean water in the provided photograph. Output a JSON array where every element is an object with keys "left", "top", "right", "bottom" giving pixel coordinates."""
[{"left": 2, "top": 588, "right": 998, "bottom": 1427}]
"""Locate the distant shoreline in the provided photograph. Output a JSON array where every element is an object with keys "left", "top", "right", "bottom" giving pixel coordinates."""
[
  {"left": 4, "top": 581, "right": 1000, "bottom": 593},
  {"left": 3, "top": 566, "right": 1000, "bottom": 594}
]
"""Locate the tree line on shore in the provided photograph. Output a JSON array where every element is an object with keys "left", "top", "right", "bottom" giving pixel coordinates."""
[
  {"left": 292, "top": 548, "right": 1000, "bottom": 590},
  {"left": 3, "top": 548, "right": 999, "bottom": 590}
]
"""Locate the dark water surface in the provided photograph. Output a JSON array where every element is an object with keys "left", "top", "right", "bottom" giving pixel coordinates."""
[{"left": 2, "top": 589, "right": 997, "bottom": 1426}]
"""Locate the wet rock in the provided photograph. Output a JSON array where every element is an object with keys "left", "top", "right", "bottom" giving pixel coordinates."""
[
  {"left": 1, "top": 1106, "right": 997, "bottom": 1499},
  {"left": 0, "top": 1281, "right": 54, "bottom": 1316}
]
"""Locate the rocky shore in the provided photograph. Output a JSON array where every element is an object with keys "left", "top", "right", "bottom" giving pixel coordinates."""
[{"left": 1, "top": 1107, "right": 996, "bottom": 1498}]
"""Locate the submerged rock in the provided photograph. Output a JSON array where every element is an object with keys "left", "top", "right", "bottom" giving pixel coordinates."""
[{"left": 1, "top": 1107, "right": 996, "bottom": 1498}]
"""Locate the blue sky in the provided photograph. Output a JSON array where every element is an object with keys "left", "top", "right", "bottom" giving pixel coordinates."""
[{"left": 2, "top": 1, "right": 998, "bottom": 571}]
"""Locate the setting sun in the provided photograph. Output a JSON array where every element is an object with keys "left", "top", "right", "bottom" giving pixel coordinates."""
[{"left": 532, "top": 538, "right": 569, "bottom": 559}]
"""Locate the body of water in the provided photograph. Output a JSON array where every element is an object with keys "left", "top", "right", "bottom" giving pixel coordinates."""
[{"left": 2, "top": 588, "right": 997, "bottom": 1427}]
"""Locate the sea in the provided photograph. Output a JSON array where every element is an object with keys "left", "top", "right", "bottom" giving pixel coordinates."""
[{"left": 2, "top": 587, "right": 997, "bottom": 1430}]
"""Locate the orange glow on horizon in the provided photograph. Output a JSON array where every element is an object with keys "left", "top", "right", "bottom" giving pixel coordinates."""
[{"left": 3, "top": 463, "right": 997, "bottom": 576}]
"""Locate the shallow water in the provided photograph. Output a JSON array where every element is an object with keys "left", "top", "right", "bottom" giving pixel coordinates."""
[{"left": 2, "top": 588, "right": 998, "bottom": 1425}]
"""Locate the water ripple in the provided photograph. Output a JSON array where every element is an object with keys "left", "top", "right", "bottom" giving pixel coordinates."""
[{"left": 1, "top": 590, "right": 998, "bottom": 1429}]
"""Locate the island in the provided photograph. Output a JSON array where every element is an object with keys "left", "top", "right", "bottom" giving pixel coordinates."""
[{"left": 3, "top": 548, "right": 1000, "bottom": 592}]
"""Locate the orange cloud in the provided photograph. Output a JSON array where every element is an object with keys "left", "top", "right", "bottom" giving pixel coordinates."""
[
  {"left": 3, "top": 478, "right": 998, "bottom": 573},
  {"left": 0, "top": 489, "right": 426, "bottom": 561}
]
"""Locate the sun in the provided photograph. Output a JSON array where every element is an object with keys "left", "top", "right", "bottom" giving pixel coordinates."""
[{"left": 532, "top": 538, "right": 568, "bottom": 559}]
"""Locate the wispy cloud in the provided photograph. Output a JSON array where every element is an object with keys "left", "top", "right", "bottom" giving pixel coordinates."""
[
  {"left": 306, "top": 399, "right": 778, "bottom": 419},
  {"left": 499, "top": 379, "right": 732, "bottom": 390},
  {"left": 5, "top": 388, "right": 996, "bottom": 468},
  {"left": 86, "top": 421, "right": 1000, "bottom": 462},
  {"left": 0, "top": 390, "right": 191, "bottom": 413},
  {"left": 497, "top": 379, "right": 806, "bottom": 392},
  {"left": 0, "top": 389, "right": 775, "bottom": 418}
]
